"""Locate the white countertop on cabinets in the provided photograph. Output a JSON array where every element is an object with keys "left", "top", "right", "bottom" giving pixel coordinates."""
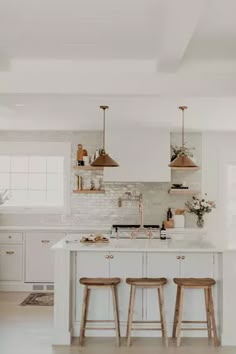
[
  {"left": 0, "top": 226, "right": 110, "bottom": 232},
  {"left": 52, "top": 234, "right": 220, "bottom": 253}
]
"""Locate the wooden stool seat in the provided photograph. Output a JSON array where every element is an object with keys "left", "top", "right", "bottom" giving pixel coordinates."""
[
  {"left": 172, "top": 277, "right": 218, "bottom": 347},
  {"left": 79, "top": 277, "right": 121, "bottom": 347},
  {"left": 126, "top": 277, "right": 167, "bottom": 286},
  {"left": 126, "top": 277, "right": 168, "bottom": 347},
  {"left": 174, "top": 277, "right": 215, "bottom": 287},
  {"left": 80, "top": 277, "right": 121, "bottom": 286}
]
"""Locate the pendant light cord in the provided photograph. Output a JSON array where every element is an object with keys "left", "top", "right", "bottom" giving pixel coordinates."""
[
  {"left": 182, "top": 108, "right": 184, "bottom": 148},
  {"left": 103, "top": 108, "right": 105, "bottom": 151},
  {"left": 100, "top": 105, "right": 109, "bottom": 152}
]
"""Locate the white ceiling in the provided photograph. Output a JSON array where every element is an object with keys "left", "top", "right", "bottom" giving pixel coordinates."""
[
  {"left": 0, "top": 94, "right": 235, "bottom": 132},
  {"left": 1, "top": 0, "right": 236, "bottom": 131}
]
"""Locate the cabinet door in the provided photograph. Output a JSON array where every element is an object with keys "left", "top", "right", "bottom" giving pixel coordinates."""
[
  {"left": 76, "top": 252, "right": 110, "bottom": 321},
  {"left": 104, "top": 126, "right": 170, "bottom": 182},
  {"left": 109, "top": 252, "right": 143, "bottom": 321},
  {"left": 25, "top": 232, "right": 65, "bottom": 282},
  {"left": 180, "top": 252, "right": 214, "bottom": 322},
  {"left": 146, "top": 253, "right": 180, "bottom": 329},
  {"left": 0, "top": 245, "right": 23, "bottom": 281}
]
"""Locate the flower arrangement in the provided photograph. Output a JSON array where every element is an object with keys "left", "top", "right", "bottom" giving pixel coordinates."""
[
  {"left": 170, "top": 144, "right": 195, "bottom": 161},
  {"left": 185, "top": 195, "right": 216, "bottom": 227}
]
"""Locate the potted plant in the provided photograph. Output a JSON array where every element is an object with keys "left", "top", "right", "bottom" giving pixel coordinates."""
[{"left": 170, "top": 144, "right": 195, "bottom": 162}]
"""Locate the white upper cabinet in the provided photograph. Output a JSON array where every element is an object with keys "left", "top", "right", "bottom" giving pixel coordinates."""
[{"left": 104, "top": 125, "right": 170, "bottom": 182}]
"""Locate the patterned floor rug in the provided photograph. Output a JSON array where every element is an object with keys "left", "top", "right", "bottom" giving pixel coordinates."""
[{"left": 20, "top": 292, "right": 54, "bottom": 306}]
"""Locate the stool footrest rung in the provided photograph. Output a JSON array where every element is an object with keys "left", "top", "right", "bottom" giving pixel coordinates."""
[
  {"left": 85, "top": 327, "right": 116, "bottom": 330},
  {"left": 131, "top": 328, "right": 162, "bottom": 331},
  {"left": 86, "top": 320, "right": 114, "bottom": 323},
  {"left": 181, "top": 328, "right": 208, "bottom": 331},
  {"left": 132, "top": 321, "right": 161, "bottom": 324},
  {"left": 181, "top": 320, "right": 207, "bottom": 324}
]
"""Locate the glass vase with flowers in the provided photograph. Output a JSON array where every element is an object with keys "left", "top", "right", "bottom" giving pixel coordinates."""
[{"left": 185, "top": 195, "right": 216, "bottom": 228}]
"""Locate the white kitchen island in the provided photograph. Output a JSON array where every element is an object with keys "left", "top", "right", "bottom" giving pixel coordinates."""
[{"left": 52, "top": 234, "right": 225, "bottom": 345}]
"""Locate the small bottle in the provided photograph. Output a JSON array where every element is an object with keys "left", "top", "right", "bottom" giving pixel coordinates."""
[
  {"left": 167, "top": 207, "right": 173, "bottom": 221},
  {"left": 160, "top": 221, "right": 166, "bottom": 240}
]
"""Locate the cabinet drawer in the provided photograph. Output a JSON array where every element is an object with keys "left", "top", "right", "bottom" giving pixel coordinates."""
[
  {"left": 0, "top": 232, "right": 23, "bottom": 243},
  {"left": 0, "top": 245, "right": 23, "bottom": 281}
]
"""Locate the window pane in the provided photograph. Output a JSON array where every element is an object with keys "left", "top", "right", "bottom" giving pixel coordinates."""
[
  {"left": 28, "top": 191, "right": 46, "bottom": 205},
  {"left": 11, "top": 173, "right": 28, "bottom": 189},
  {"left": 0, "top": 173, "right": 10, "bottom": 188},
  {"left": 8, "top": 190, "right": 29, "bottom": 205},
  {"left": 11, "top": 156, "right": 28, "bottom": 172},
  {"left": 29, "top": 173, "right": 46, "bottom": 190},
  {"left": 47, "top": 191, "right": 63, "bottom": 206},
  {"left": 0, "top": 156, "right": 10, "bottom": 172},
  {"left": 47, "top": 173, "right": 63, "bottom": 190},
  {"left": 29, "top": 156, "right": 47, "bottom": 173},
  {"left": 47, "top": 157, "right": 64, "bottom": 173}
]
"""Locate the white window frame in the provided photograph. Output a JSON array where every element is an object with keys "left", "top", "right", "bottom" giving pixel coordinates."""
[{"left": 0, "top": 142, "right": 71, "bottom": 214}]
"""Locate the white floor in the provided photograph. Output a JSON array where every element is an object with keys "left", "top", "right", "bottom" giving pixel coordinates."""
[{"left": 0, "top": 292, "right": 235, "bottom": 354}]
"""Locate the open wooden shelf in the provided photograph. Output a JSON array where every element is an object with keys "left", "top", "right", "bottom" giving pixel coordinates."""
[
  {"left": 168, "top": 189, "right": 200, "bottom": 195},
  {"left": 170, "top": 167, "right": 200, "bottom": 171},
  {"left": 73, "top": 189, "right": 105, "bottom": 194},
  {"left": 73, "top": 166, "right": 104, "bottom": 171}
]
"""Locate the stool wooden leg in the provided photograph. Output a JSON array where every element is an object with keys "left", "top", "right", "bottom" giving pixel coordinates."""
[
  {"left": 158, "top": 286, "right": 168, "bottom": 347},
  {"left": 204, "top": 287, "right": 212, "bottom": 339},
  {"left": 172, "top": 285, "right": 181, "bottom": 338},
  {"left": 208, "top": 287, "right": 218, "bottom": 347},
  {"left": 111, "top": 285, "right": 120, "bottom": 347},
  {"left": 176, "top": 286, "right": 184, "bottom": 347},
  {"left": 127, "top": 285, "right": 136, "bottom": 347},
  {"left": 79, "top": 285, "right": 89, "bottom": 346}
]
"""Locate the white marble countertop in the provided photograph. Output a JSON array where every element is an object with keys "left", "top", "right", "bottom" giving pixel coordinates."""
[
  {"left": 0, "top": 226, "right": 110, "bottom": 232},
  {"left": 52, "top": 234, "right": 220, "bottom": 253}
]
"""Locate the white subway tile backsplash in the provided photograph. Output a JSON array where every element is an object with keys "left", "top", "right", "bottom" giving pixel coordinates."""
[{"left": 0, "top": 131, "right": 201, "bottom": 228}]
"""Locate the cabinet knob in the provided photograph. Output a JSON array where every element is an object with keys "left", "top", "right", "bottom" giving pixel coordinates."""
[
  {"left": 176, "top": 256, "right": 181, "bottom": 259},
  {"left": 41, "top": 240, "right": 50, "bottom": 243},
  {"left": 6, "top": 251, "right": 15, "bottom": 255},
  {"left": 110, "top": 255, "right": 114, "bottom": 259},
  {"left": 181, "top": 256, "right": 185, "bottom": 260},
  {"left": 8, "top": 235, "right": 12, "bottom": 239},
  {"left": 105, "top": 255, "right": 109, "bottom": 259}
]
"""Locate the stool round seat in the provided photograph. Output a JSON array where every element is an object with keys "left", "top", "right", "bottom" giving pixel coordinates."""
[
  {"left": 126, "top": 277, "right": 167, "bottom": 286},
  {"left": 80, "top": 277, "right": 121, "bottom": 286},
  {"left": 173, "top": 278, "right": 215, "bottom": 287}
]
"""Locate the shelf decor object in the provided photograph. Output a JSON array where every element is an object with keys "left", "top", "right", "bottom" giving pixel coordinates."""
[
  {"left": 91, "top": 106, "right": 119, "bottom": 167},
  {"left": 169, "top": 106, "right": 199, "bottom": 170}
]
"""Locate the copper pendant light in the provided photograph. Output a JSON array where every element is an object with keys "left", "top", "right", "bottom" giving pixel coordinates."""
[
  {"left": 91, "top": 106, "right": 119, "bottom": 167},
  {"left": 169, "top": 106, "right": 199, "bottom": 169}
]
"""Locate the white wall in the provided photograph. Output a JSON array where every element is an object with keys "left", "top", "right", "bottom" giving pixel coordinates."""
[{"left": 202, "top": 132, "right": 236, "bottom": 248}]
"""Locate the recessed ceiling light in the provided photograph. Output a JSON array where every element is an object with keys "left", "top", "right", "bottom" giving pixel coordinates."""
[{"left": 15, "top": 103, "right": 25, "bottom": 107}]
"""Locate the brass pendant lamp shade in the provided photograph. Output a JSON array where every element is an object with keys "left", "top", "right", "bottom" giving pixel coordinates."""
[
  {"left": 169, "top": 106, "right": 199, "bottom": 169},
  {"left": 91, "top": 106, "right": 119, "bottom": 167}
]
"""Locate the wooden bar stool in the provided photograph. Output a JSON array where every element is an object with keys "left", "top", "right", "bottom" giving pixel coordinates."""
[
  {"left": 172, "top": 278, "right": 218, "bottom": 347},
  {"left": 126, "top": 277, "right": 168, "bottom": 347},
  {"left": 79, "top": 277, "right": 121, "bottom": 346}
]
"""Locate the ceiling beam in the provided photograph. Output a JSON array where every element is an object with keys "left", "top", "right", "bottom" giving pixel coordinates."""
[{"left": 157, "top": 0, "right": 207, "bottom": 72}]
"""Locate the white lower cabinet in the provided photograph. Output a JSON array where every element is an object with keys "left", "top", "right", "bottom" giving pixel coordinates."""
[
  {"left": 25, "top": 232, "right": 65, "bottom": 283},
  {"left": 146, "top": 252, "right": 214, "bottom": 332},
  {"left": 0, "top": 245, "right": 23, "bottom": 281},
  {"left": 75, "top": 252, "right": 143, "bottom": 322},
  {"left": 76, "top": 252, "right": 110, "bottom": 321},
  {"left": 109, "top": 252, "right": 143, "bottom": 321}
]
